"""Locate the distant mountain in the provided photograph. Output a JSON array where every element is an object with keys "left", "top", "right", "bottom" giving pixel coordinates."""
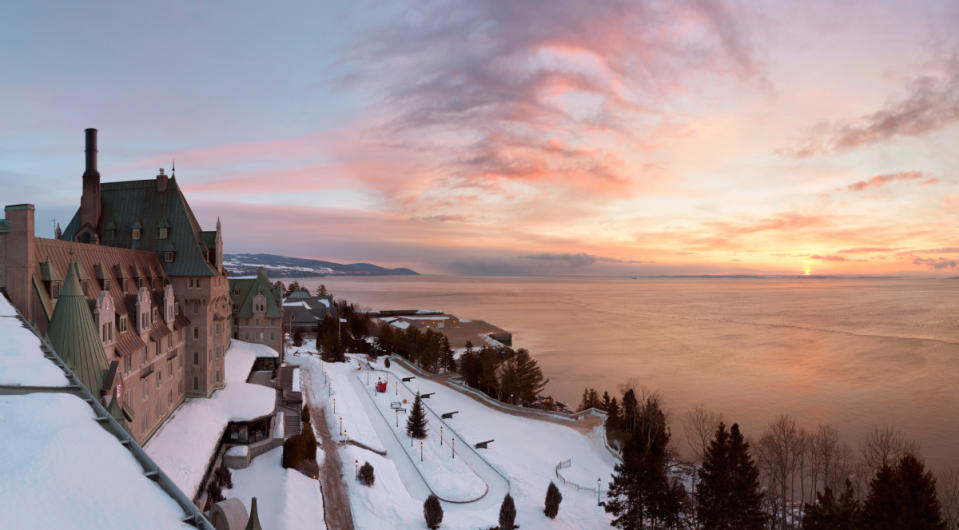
[{"left": 224, "top": 253, "right": 418, "bottom": 277}]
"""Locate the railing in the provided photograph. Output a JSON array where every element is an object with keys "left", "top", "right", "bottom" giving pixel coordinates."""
[{"left": 555, "top": 458, "right": 602, "bottom": 497}]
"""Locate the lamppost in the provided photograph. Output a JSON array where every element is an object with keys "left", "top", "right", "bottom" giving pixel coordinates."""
[
  {"left": 343, "top": 429, "right": 348, "bottom": 442},
  {"left": 451, "top": 437, "right": 455, "bottom": 460},
  {"left": 332, "top": 397, "right": 336, "bottom": 413},
  {"left": 597, "top": 478, "right": 601, "bottom": 506},
  {"left": 355, "top": 459, "right": 359, "bottom": 480},
  {"left": 395, "top": 409, "right": 399, "bottom": 427},
  {"left": 339, "top": 417, "right": 343, "bottom": 436},
  {"left": 420, "top": 441, "right": 424, "bottom": 462},
  {"left": 440, "top": 425, "right": 443, "bottom": 446}
]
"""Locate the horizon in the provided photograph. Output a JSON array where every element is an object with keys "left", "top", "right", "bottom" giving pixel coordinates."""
[{"left": 5, "top": 1, "right": 959, "bottom": 277}]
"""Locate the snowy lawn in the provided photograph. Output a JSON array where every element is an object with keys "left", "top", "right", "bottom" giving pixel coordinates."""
[
  {"left": 295, "top": 354, "right": 616, "bottom": 529},
  {"left": 0, "top": 393, "right": 191, "bottom": 529},
  {"left": 223, "top": 447, "right": 326, "bottom": 530},
  {"left": 360, "top": 371, "right": 487, "bottom": 501},
  {"left": 145, "top": 340, "right": 278, "bottom": 496},
  {"left": 0, "top": 297, "right": 68, "bottom": 387}
]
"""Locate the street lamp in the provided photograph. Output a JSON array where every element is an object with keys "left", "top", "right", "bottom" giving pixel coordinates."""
[
  {"left": 332, "top": 397, "right": 336, "bottom": 413},
  {"left": 395, "top": 409, "right": 399, "bottom": 427},
  {"left": 339, "top": 417, "right": 343, "bottom": 436},
  {"left": 440, "top": 425, "right": 443, "bottom": 446},
  {"left": 355, "top": 459, "right": 359, "bottom": 480},
  {"left": 451, "top": 437, "right": 455, "bottom": 460},
  {"left": 343, "top": 429, "right": 348, "bottom": 441},
  {"left": 420, "top": 441, "right": 424, "bottom": 462},
  {"left": 597, "top": 478, "right": 601, "bottom": 506}
]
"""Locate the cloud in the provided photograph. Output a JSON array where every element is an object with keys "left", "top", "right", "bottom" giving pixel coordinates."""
[
  {"left": 809, "top": 254, "right": 846, "bottom": 262},
  {"left": 522, "top": 252, "right": 653, "bottom": 267},
  {"left": 913, "top": 256, "right": 959, "bottom": 270},
  {"left": 845, "top": 171, "right": 928, "bottom": 192},
  {"left": 839, "top": 247, "right": 902, "bottom": 253},
  {"left": 786, "top": 71, "right": 959, "bottom": 157}
]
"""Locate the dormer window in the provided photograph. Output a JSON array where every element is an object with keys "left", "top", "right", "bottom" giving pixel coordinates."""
[
  {"left": 163, "top": 251, "right": 175, "bottom": 263},
  {"left": 132, "top": 228, "right": 141, "bottom": 240},
  {"left": 118, "top": 315, "right": 128, "bottom": 332},
  {"left": 152, "top": 307, "right": 158, "bottom": 324},
  {"left": 159, "top": 227, "right": 169, "bottom": 239},
  {"left": 103, "top": 278, "right": 111, "bottom": 290}
]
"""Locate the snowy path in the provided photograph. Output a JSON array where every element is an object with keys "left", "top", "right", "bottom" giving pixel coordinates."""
[{"left": 302, "top": 369, "right": 355, "bottom": 530}]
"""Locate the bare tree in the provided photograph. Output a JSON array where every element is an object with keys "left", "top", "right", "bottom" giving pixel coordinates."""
[
  {"left": 758, "top": 415, "right": 802, "bottom": 530},
  {"left": 939, "top": 466, "right": 959, "bottom": 530},
  {"left": 859, "top": 425, "right": 916, "bottom": 475},
  {"left": 682, "top": 404, "right": 723, "bottom": 529}
]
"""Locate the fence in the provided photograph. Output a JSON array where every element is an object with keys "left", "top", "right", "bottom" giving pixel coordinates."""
[{"left": 555, "top": 458, "right": 602, "bottom": 497}]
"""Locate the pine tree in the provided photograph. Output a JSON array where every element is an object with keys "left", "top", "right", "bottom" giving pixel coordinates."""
[
  {"left": 512, "top": 348, "right": 548, "bottom": 405},
  {"left": 544, "top": 481, "right": 563, "bottom": 519},
  {"left": 862, "top": 453, "right": 947, "bottom": 529},
  {"left": 606, "top": 397, "right": 621, "bottom": 432},
  {"left": 407, "top": 393, "right": 428, "bottom": 439},
  {"left": 696, "top": 422, "right": 765, "bottom": 529},
  {"left": 424, "top": 494, "right": 443, "bottom": 529},
  {"left": 358, "top": 461, "right": 375, "bottom": 486},
  {"left": 605, "top": 395, "right": 684, "bottom": 528},
  {"left": 499, "top": 493, "right": 517, "bottom": 530},
  {"left": 802, "top": 479, "right": 861, "bottom": 530},
  {"left": 621, "top": 389, "right": 638, "bottom": 433},
  {"left": 602, "top": 391, "right": 612, "bottom": 411}
]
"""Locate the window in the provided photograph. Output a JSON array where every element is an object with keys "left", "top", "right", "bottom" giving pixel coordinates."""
[
  {"left": 232, "top": 304, "right": 238, "bottom": 313},
  {"left": 167, "top": 334, "right": 172, "bottom": 348},
  {"left": 193, "top": 377, "right": 198, "bottom": 390},
  {"left": 152, "top": 307, "right": 158, "bottom": 324},
  {"left": 132, "top": 228, "right": 141, "bottom": 240},
  {"left": 50, "top": 281, "right": 61, "bottom": 299},
  {"left": 163, "top": 251, "right": 175, "bottom": 263},
  {"left": 141, "top": 312, "right": 147, "bottom": 330},
  {"left": 159, "top": 227, "right": 168, "bottom": 239},
  {"left": 142, "top": 377, "right": 149, "bottom": 399},
  {"left": 193, "top": 301, "right": 199, "bottom": 314},
  {"left": 157, "top": 368, "right": 162, "bottom": 386},
  {"left": 124, "top": 354, "right": 132, "bottom": 372},
  {"left": 119, "top": 315, "right": 127, "bottom": 332},
  {"left": 193, "top": 327, "right": 199, "bottom": 340},
  {"left": 216, "top": 370, "right": 221, "bottom": 382},
  {"left": 193, "top": 351, "right": 199, "bottom": 365},
  {"left": 103, "top": 278, "right": 111, "bottom": 290},
  {"left": 167, "top": 358, "right": 172, "bottom": 374}
]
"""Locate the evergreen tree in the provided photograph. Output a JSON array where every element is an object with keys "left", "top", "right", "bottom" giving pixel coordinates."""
[
  {"left": 499, "top": 493, "right": 517, "bottom": 530},
  {"left": 407, "top": 393, "right": 428, "bottom": 439},
  {"left": 602, "top": 390, "right": 612, "bottom": 411},
  {"left": 862, "top": 453, "right": 947, "bottom": 529},
  {"left": 441, "top": 337, "right": 456, "bottom": 373},
  {"left": 621, "top": 389, "right": 638, "bottom": 433},
  {"left": 544, "top": 481, "right": 563, "bottom": 519},
  {"left": 512, "top": 348, "right": 548, "bottom": 405},
  {"left": 606, "top": 397, "right": 621, "bottom": 432},
  {"left": 316, "top": 284, "right": 327, "bottom": 297},
  {"left": 358, "top": 461, "right": 375, "bottom": 486},
  {"left": 458, "top": 350, "right": 481, "bottom": 388},
  {"left": 424, "top": 494, "right": 443, "bottom": 529},
  {"left": 696, "top": 422, "right": 765, "bottom": 529},
  {"left": 802, "top": 479, "right": 861, "bottom": 530},
  {"left": 605, "top": 395, "right": 684, "bottom": 528}
]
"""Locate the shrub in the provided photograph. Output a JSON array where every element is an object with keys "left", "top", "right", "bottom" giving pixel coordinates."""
[
  {"left": 384, "top": 357, "right": 391, "bottom": 369},
  {"left": 206, "top": 479, "right": 224, "bottom": 504},
  {"left": 301, "top": 424, "right": 318, "bottom": 461},
  {"left": 358, "top": 461, "right": 375, "bottom": 486},
  {"left": 293, "top": 330, "right": 303, "bottom": 347},
  {"left": 424, "top": 494, "right": 443, "bottom": 529},
  {"left": 282, "top": 435, "right": 305, "bottom": 469},
  {"left": 499, "top": 493, "right": 517, "bottom": 530},
  {"left": 215, "top": 466, "right": 233, "bottom": 490},
  {"left": 544, "top": 481, "right": 562, "bottom": 519}
]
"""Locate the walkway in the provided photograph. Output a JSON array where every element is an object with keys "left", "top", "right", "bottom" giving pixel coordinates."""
[{"left": 302, "top": 369, "right": 355, "bottom": 530}]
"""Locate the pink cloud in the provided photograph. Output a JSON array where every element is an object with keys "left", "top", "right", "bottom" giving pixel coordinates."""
[{"left": 846, "top": 171, "right": 926, "bottom": 191}]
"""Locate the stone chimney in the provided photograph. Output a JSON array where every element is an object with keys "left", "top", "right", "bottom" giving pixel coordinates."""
[
  {"left": 157, "top": 167, "right": 168, "bottom": 192},
  {"left": 79, "top": 128, "right": 101, "bottom": 239}
]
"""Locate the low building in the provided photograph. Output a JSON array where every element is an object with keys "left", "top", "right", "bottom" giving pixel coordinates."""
[
  {"left": 229, "top": 268, "right": 283, "bottom": 358},
  {"left": 371, "top": 310, "right": 512, "bottom": 349},
  {"left": 281, "top": 289, "right": 336, "bottom": 334}
]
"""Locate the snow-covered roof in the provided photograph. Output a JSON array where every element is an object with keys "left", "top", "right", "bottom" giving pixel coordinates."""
[
  {"left": 145, "top": 340, "right": 277, "bottom": 496},
  {"left": 282, "top": 301, "right": 310, "bottom": 309},
  {"left": 0, "top": 296, "right": 201, "bottom": 529},
  {"left": 390, "top": 320, "right": 411, "bottom": 330},
  {"left": 399, "top": 315, "right": 451, "bottom": 321}
]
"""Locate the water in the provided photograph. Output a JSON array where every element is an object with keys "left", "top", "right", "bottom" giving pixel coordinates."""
[{"left": 291, "top": 275, "right": 959, "bottom": 472}]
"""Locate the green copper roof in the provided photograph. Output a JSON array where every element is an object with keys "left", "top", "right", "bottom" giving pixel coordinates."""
[
  {"left": 244, "top": 497, "right": 262, "bottom": 530},
  {"left": 61, "top": 177, "right": 218, "bottom": 277},
  {"left": 229, "top": 268, "right": 282, "bottom": 318},
  {"left": 47, "top": 261, "right": 109, "bottom": 395}
]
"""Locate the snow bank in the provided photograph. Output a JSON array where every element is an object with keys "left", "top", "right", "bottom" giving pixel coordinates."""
[
  {"left": 0, "top": 393, "right": 190, "bottom": 529},
  {"left": 145, "top": 340, "right": 276, "bottom": 496},
  {"left": 0, "top": 309, "right": 69, "bottom": 387},
  {"left": 223, "top": 447, "right": 326, "bottom": 530}
]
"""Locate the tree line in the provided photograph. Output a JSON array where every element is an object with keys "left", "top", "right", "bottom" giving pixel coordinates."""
[
  {"left": 376, "top": 325, "right": 551, "bottom": 409},
  {"left": 578, "top": 384, "right": 958, "bottom": 529}
]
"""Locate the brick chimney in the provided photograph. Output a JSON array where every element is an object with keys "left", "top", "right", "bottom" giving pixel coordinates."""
[
  {"left": 79, "top": 128, "right": 101, "bottom": 240},
  {"left": 157, "top": 167, "right": 168, "bottom": 192},
  {"left": 2, "top": 204, "right": 36, "bottom": 320}
]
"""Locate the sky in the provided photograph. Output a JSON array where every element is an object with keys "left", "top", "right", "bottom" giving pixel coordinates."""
[{"left": 4, "top": 0, "right": 959, "bottom": 276}]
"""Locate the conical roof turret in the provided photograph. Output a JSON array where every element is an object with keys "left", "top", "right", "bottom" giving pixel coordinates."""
[{"left": 48, "top": 260, "right": 109, "bottom": 395}]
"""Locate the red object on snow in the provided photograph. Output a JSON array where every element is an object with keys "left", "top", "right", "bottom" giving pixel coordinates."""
[{"left": 376, "top": 381, "right": 387, "bottom": 393}]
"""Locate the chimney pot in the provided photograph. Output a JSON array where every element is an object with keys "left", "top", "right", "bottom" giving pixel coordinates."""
[{"left": 84, "top": 128, "right": 98, "bottom": 173}]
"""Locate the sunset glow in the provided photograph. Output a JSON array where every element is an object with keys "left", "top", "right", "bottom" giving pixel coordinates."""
[{"left": 4, "top": 1, "right": 959, "bottom": 276}]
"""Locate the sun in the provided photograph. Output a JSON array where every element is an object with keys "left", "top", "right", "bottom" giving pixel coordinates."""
[{"left": 802, "top": 263, "right": 812, "bottom": 276}]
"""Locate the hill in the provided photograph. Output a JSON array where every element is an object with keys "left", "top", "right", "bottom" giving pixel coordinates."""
[{"left": 223, "top": 253, "right": 418, "bottom": 277}]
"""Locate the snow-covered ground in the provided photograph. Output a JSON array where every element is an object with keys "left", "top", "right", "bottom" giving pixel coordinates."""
[
  {"left": 290, "top": 353, "right": 616, "bottom": 529},
  {"left": 0, "top": 297, "right": 69, "bottom": 387},
  {"left": 223, "top": 447, "right": 326, "bottom": 530},
  {"left": 145, "top": 340, "right": 277, "bottom": 496}
]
